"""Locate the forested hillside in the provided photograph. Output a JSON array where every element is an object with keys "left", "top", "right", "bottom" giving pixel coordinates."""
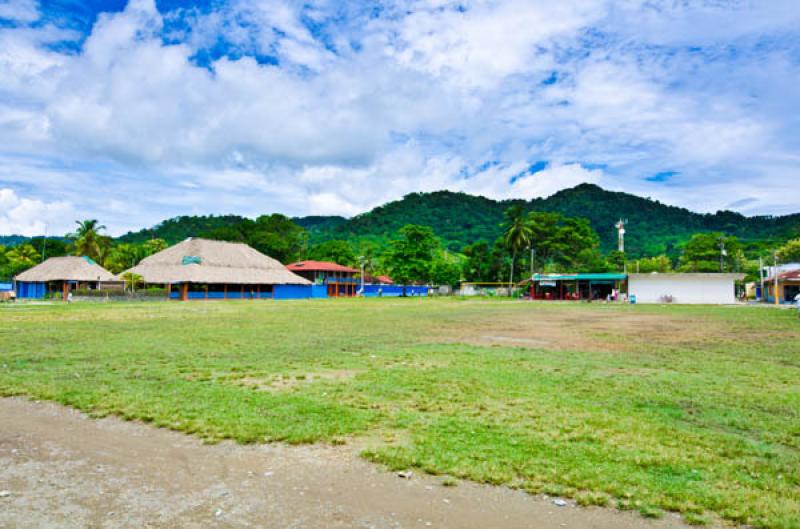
[
  {"left": 5, "top": 185, "right": 800, "bottom": 259},
  {"left": 118, "top": 215, "right": 246, "bottom": 244},
  {"left": 301, "top": 184, "right": 800, "bottom": 257}
]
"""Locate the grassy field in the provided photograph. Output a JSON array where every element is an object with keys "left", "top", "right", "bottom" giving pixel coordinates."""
[{"left": 0, "top": 299, "right": 798, "bottom": 528}]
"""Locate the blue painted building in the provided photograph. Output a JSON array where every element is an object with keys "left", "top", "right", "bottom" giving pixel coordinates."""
[
  {"left": 14, "top": 256, "right": 119, "bottom": 300},
  {"left": 124, "top": 238, "right": 318, "bottom": 301}
]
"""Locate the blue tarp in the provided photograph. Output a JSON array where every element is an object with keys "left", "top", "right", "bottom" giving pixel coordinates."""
[
  {"left": 169, "top": 290, "right": 273, "bottom": 300},
  {"left": 0, "top": 282, "right": 13, "bottom": 292},
  {"left": 16, "top": 281, "right": 46, "bottom": 299},
  {"left": 274, "top": 284, "right": 314, "bottom": 299},
  {"left": 362, "top": 284, "right": 430, "bottom": 297}
]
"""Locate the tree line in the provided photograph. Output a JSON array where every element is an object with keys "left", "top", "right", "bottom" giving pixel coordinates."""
[{"left": 3, "top": 211, "right": 800, "bottom": 287}]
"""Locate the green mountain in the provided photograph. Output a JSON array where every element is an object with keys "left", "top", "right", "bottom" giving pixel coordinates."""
[
  {"left": 0, "top": 235, "right": 30, "bottom": 247},
  {"left": 9, "top": 185, "right": 799, "bottom": 258},
  {"left": 302, "top": 184, "right": 800, "bottom": 257},
  {"left": 530, "top": 184, "right": 800, "bottom": 256}
]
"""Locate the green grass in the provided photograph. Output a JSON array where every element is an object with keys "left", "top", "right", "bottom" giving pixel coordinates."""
[{"left": 1, "top": 299, "right": 799, "bottom": 528}]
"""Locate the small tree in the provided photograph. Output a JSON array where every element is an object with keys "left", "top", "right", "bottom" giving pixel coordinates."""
[
  {"left": 384, "top": 225, "right": 439, "bottom": 290},
  {"left": 121, "top": 272, "right": 144, "bottom": 293},
  {"left": 502, "top": 206, "right": 532, "bottom": 293}
]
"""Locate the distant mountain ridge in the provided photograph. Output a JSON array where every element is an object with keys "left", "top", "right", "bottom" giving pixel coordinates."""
[
  {"left": 300, "top": 184, "right": 800, "bottom": 256},
  {"left": 4, "top": 184, "right": 799, "bottom": 258}
]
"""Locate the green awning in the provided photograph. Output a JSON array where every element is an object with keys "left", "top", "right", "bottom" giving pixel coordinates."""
[{"left": 533, "top": 273, "right": 627, "bottom": 281}]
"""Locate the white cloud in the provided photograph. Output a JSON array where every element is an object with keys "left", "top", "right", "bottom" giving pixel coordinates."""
[
  {"left": 0, "top": 188, "right": 74, "bottom": 236},
  {"left": 0, "top": 0, "right": 39, "bottom": 23},
  {"left": 509, "top": 163, "right": 603, "bottom": 200},
  {"left": 384, "top": 0, "right": 604, "bottom": 89},
  {"left": 0, "top": 0, "right": 798, "bottom": 234}
]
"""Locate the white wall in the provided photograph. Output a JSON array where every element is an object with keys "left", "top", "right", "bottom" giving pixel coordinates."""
[{"left": 628, "top": 274, "right": 741, "bottom": 304}]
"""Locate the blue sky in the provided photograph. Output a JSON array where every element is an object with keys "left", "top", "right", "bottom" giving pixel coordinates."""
[{"left": 1, "top": 0, "right": 799, "bottom": 236}]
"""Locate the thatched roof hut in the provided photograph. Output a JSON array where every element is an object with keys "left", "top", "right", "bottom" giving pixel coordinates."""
[
  {"left": 124, "top": 238, "right": 310, "bottom": 285},
  {"left": 15, "top": 256, "right": 117, "bottom": 282}
]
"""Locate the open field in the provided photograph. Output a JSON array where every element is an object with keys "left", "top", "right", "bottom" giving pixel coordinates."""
[{"left": 1, "top": 299, "right": 799, "bottom": 528}]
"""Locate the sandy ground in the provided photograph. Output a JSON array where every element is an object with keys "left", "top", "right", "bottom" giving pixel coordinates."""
[{"left": 0, "top": 398, "right": 699, "bottom": 529}]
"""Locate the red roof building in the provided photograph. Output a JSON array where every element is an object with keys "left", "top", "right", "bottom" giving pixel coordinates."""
[
  {"left": 286, "top": 260, "right": 359, "bottom": 297},
  {"left": 763, "top": 269, "right": 800, "bottom": 304}
]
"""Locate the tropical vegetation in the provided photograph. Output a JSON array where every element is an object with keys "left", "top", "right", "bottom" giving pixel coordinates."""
[{"left": 2, "top": 184, "right": 800, "bottom": 284}]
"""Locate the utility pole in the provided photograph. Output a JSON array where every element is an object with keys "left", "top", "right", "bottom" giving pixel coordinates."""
[
  {"left": 40, "top": 223, "right": 48, "bottom": 262},
  {"left": 530, "top": 247, "right": 535, "bottom": 278},
  {"left": 773, "top": 250, "right": 779, "bottom": 306},
  {"left": 615, "top": 219, "right": 626, "bottom": 253},
  {"left": 759, "top": 256, "right": 764, "bottom": 302},
  {"left": 719, "top": 238, "right": 727, "bottom": 272},
  {"left": 616, "top": 219, "right": 627, "bottom": 274},
  {"left": 359, "top": 256, "right": 365, "bottom": 297}
]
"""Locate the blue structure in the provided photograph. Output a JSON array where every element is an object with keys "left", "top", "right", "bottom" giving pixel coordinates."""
[
  {"left": 362, "top": 284, "right": 430, "bottom": 297},
  {"left": 15, "top": 281, "right": 47, "bottom": 299},
  {"left": 167, "top": 283, "right": 328, "bottom": 300}
]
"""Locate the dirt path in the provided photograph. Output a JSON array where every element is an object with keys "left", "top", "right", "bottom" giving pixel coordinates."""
[{"left": 1, "top": 398, "right": 698, "bottom": 529}]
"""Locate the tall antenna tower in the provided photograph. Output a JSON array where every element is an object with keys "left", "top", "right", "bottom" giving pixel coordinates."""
[{"left": 615, "top": 219, "right": 627, "bottom": 253}]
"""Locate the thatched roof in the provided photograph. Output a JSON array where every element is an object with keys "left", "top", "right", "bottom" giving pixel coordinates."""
[
  {"left": 124, "top": 238, "right": 311, "bottom": 285},
  {"left": 15, "top": 256, "right": 117, "bottom": 282}
]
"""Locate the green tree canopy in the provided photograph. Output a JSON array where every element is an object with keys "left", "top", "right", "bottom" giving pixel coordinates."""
[
  {"left": 635, "top": 255, "right": 673, "bottom": 273},
  {"left": 204, "top": 214, "right": 306, "bottom": 264},
  {"left": 307, "top": 240, "right": 356, "bottom": 266},
  {"left": 527, "top": 212, "right": 601, "bottom": 272},
  {"left": 679, "top": 233, "right": 742, "bottom": 272},
  {"left": 384, "top": 224, "right": 440, "bottom": 285},
  {"left": 430, "top": 258, "right": 462, "bottom": 287},
  {"left": 462, "top": 241, "right": 506, "bottom": 282},
  {"left": 5, "top": 244, "right": 41, "bottom": 276},
  {"left": 70, "top": 220, "right": 111, "bottom": 262},
  {"left": 777, "top": 238, "right": 800, "bottom": 263}
]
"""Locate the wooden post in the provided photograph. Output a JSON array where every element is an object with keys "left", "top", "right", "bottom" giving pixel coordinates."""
[
  {"left": 62, "top": 281, "right": 68, "bottom": 301},
  {"left": 205, "top": 284, "right": 209, "bottom": 300},
  {"left": 241, "top": 284, "right": 245, "bottom": 299},
  {"left": 181, "top": 283, "right": 188, "bottom": 301},
  {"left": 224, "top": 284, "right": 227, "bottom": 300},
  {"left": 256, "top": 285, "right": 260, "bottom": 300}
]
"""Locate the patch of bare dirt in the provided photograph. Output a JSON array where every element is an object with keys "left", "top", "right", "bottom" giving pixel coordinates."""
[
  {"left": 442, "top": 305, "right": 720, "bottom": 352},
  {"left": 0, "top": 398, "right": 699, "bottom": 529},
  {"left": 236, "top": 369, "right": 363, "bottom": 392}
]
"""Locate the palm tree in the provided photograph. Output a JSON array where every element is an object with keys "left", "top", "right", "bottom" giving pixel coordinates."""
[
  {"left": 503, "top": 205, "right": 532, "bottom": 295},
  {"left": 6, "top": 244, "right": 40, "bottom": 275},
  {"left": 70, "top": 220, "right": 109, "bottom": 261}
]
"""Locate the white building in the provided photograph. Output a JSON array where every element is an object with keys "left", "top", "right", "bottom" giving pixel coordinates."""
[{"left": 628, "top": 273, "right": 745, "bottom": 304}]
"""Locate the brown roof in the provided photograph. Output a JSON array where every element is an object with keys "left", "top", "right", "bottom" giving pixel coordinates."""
[
  {"left": 766, "top": 270, "right": 800, "bottom": 282},
  {"left": 124, "top": 238, "right": 310, "bottom": 285},
  {"left": 15, "top": 256, "right": 117, "bottom": 282},
  {"left": 287, "top": 260, "right": 358, "bottom": 273}
]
